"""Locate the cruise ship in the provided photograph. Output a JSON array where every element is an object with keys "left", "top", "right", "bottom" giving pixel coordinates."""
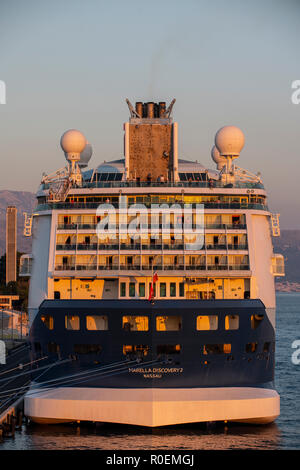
[{"left": 21, "top": 99, "right": 285, "bottom": 426}]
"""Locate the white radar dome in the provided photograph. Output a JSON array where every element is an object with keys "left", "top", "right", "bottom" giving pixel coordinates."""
[
  {"left": 211, "top": 145, "right": 227, "bottom": 170},
  {"left": 60, "top": 129, "right": 87, "bottom": 158},
  {"left": 215, "top": 126, "right": 245, "bottom": 156},
  {"left": 79, "top": 142, "right": 93, "bottom": 168}
]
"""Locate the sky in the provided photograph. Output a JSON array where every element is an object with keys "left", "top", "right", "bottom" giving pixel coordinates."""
[{"left": 0, "top": 0, "right": 299, "bottom": 228}]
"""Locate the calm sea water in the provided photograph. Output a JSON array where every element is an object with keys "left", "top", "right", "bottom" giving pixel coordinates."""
[{"left": 1, "top": 293, "right": 299, "bottom": 450}]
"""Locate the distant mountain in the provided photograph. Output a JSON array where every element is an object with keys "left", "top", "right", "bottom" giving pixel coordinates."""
[
  {"left": 0, "top": 190, "right": 36, "bottom": 256},
  {"left": 273, "top": 230, "right": 300, "bottom": 290}
]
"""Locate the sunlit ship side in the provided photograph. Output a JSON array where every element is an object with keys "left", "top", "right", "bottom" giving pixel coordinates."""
[{"left": 22, "top": 99, "right": 284, "bottom": 426}]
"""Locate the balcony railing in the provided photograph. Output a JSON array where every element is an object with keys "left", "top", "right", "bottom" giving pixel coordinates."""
[
  {"left": 42, "top": 180, "right": 264, "bottom": 190},
  {"left": 55, "top": 242, "right": 248, "bottom": 251},
  {"left": 38, "top": 201, "right": 268, "bottom": 212},
  {"left": 54, "top": 263, "right": 250, "bottom": 272},
  {"left": 56, "top": 222, "right": 247, "bottom": 231}
]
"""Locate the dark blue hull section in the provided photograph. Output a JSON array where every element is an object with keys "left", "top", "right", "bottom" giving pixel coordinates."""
[{"left": 29, "top": 299, "right": 275, "bottom": 389}]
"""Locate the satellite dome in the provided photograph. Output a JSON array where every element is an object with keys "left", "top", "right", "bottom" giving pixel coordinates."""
[
  {"left": 211, "top": 145, "right": 222, "bottom": 163},
  {"left": 60, "top": 129, "right": 86, "bottom": 156},
  {"left": 215, "top": 126, "right": 245, "bottom": 156},
  {"left": 211, "top": 145, "right": 227, "bottom": 170},
  {"left": 79, "top": 142, "right": 93, "bottom": 168}
]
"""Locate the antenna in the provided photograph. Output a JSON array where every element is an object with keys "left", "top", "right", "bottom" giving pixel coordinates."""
[
  {"left": 126, "top": 99, "right": 141, "bottom": 119},
  {"left": 163, "top": 99, "right": 176, "bottom": 118}
]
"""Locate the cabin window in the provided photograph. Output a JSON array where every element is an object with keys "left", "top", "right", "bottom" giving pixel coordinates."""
[
  {"left": 34, "top": 342, "right": 42, "bottom": 354},
  {"left": 157, "top": 344, "right": 181, "bottom": 354},
  {"left": 170, "top": 283, "right": 176, "bottom": 297},
  {"left": 86, "top": 315, "right": 108, "bottom": 331},
  {"left": 156, "top": 316, "right": 182, "bottom": 331},
  {"left": 65, "top": 315, "right": 80, "bottom": 330},
  {"left": 203, "top": 344, "right": 231, "bottom": 354},
  {"left": 74, "top": 344, "right": 102, "bottom": 354},
  {"left": 251, "top": 314, "right": 264, "bottom": 329},
  {"left": 48, "top": 342, "right": 60, "bottom": 353},
  {"left": 123, "top": 345, "right": 149, "bottom": 356},
  {"left": 232, "top": 216, "right": 240, "bottom": 225},
  {"left": 122, "top": 316, "right": 149, "bottom": 331},
  {"left": 120, "top": 282, "right": 126, "bottom": 297},
  {"left": 160, "top": 283, "right": 167, "bottom": 297},
  {"left": 246, "top": 342, "right": 257, "bottom": 353},
  {"left": 139, "top": 283, "right": 145, "bottom": 297},
  {"left": 225, "top": 315, "right": 239, "bottom": 330},
  {"left": 196, "top": 315, "right": 218, "bottom": 331},
  {"left": 179, "top": 282, "right": 185, "bottom": 297},
  {"left": 129, "top": 282, "right": 135, "bottom": 297},
  {"left": 41, "top": 314, "right": 54, "bottom": 330}
]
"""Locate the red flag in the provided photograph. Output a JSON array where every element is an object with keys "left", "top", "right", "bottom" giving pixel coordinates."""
[
  {"left": 148, "top": 272, "right": 158, "bottom": 301},
  {"left": 148, "top": 283, "right": 154, "bottom": 301}
]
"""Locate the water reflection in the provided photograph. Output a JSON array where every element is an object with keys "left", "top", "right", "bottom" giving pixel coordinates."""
[
  {"left": 1, "top": 293, "right": 299, "bottom": 450},
  {"left": 0, "top": 421, "right": 282, "bottom": 450}
]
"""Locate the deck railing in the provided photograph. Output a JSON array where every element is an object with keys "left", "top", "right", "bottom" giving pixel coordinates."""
[
  {"left": 54, "top": 263, "right": 250, "bottom": 272},
  {"left": 56, "top": 243, "right": 248, "bottom": 251},
  {"left": 57, "top": 223, "right": 247, "bottom": 231},
  {"left": 38, "top": 202, "right": 267, "bottom": 211},
  {"left": 42, "top": 180, "right": 264, "bottom": 190}
]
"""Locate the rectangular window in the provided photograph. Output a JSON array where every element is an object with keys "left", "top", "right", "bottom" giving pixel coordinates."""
[
  {"left": 122, "top": 316, "right": 149, "bottom": 331},
  {"left": 129, "top": 282, "right": 135, "bottom": 297},
  {"left": 65, "top": 315, "right": 80, "bottom": 330},
  {"left": 123, "top": 345, "right": 149, "bottom": 356},
  {"left": 86, "top": 315, "right": 108, "bottom": 331},
  {"left": 203, "top": 344, "right": 231, "bottom": 354},
  {"left": 156, "top": 316, "right": 182, "bottom": 331},
  {"left": 47, "top": 342, "right": 60, "bottom": 353},
  {"left": 74, "top": 344, "right": 102, "bottom": 354},
  {"left": 41, "top": 314, "right": 54, "bottom": 330},
  {"left": 246, "top": 342, "right": 257, "bottom": 353},
  {"left": 139, "top": 283, "right": 145, "bottom": 297},
  {"left": 120, "top": 282, "right": 126, "bottom": 297},
  {"left": 196, "top": 315, "right": 218, "bottom": 331},
  {"left": 160, "top": 283, "right": 166, "bottom": 297},
  {"left": 225, "top": 315, "right": 239, "bottom": 330},
  {"left": 179, "top": 282, "right": 185, "bottom": 297},
  {"left": 170, "top": 283, "right": 176, "bottom": 297},
  {"left": 251, "top": 314, "right": 264, "bottom": 329},
  {"left": 157, "top": 344, "right": 181, "bottom": 355}
]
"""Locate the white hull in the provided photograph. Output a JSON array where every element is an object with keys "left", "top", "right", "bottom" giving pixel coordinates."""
[{"left": 25, "top": 386, "right": 280, "bottom": 427}]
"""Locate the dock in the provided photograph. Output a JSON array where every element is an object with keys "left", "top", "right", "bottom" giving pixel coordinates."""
[{"left": 0, "top": 341, "right": 31, "bottom": 437}]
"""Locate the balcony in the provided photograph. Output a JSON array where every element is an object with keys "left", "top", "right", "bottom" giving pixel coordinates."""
[
  {"left": 77, "top": 243, "right": 98, "bottom": 250},
  {"left": 38, "top": 201, "right": 268, "bottom": 212},
  {"left": 205, "top": 224, "right": 246, "bottom": 230},
  {"left": 55, "top": 242, "right": 248, "bottom": 252},
  {"left": 54, "top": 263, "right": 250, "bottom": 272},
  {"left": 43, "top": 180, "right": 264, "bottom": 190},
  {"left": 56, "top": 222, "right": 248, "bottom": 232}
]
